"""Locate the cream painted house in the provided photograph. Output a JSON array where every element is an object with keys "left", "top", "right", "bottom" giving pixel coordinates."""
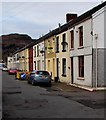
[
  {"left": 7, "top": 56, "right": 14, "bottom": 69},
  {"left": 45, "top": 36, "right": 56, "bottom": 80},
  {"left": 55, "top": 31, "right": 70, "bottom": 83}
]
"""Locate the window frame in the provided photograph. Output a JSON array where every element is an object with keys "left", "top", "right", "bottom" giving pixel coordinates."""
[
  {"left": 79, "top": 26, "right": 83, "bottom": 47},
  {"left": 34, "top": 46, "right": 36, "bottom": 57},
  {"left": 78, "top": 56, "right": 84, "bottom": 78},
  {"left": 56, "top": 36, "right": 59, "bottom": 53},
  {"left": 70, "top": 30, "right": 74, "bottom": 49},
  {"left": 37, "top": 45, "right": 39, "bottom": 57},
  {"left": 62, "top": 33, "right": 67, "bottom": 52},
  {"left": 62, "top": 58, "right": 66, "bottom": 77}
]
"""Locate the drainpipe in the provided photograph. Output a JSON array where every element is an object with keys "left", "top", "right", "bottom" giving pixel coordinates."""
[
  {"left": 95, "top": 33, "right": 98, "bottom": 88},
  {"left": 91, "top": 17, "right": 98, "bottom": 88},
  {"left": 91, "top": 17, "right": 93, "bottom": 88}
]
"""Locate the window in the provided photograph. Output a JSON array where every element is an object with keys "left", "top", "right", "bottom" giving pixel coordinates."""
[
  {"left": 62, "top": 33, "right": 67, "bottom": 52},
  {"left": 62, "top": 58, "right": 66, "bottom": 76},
  {"left": 79, "top": 26, "right": 83, "bottom": 47},
  {"left": 34, "top": 61, "right": 36, "bottom": 70},
  {"left": 78, "top": 56, "right": 84, "bottom": 78},
  {"left": 56, "top": 36, "right": 59, "bottom": 53},
  {"left": 37, "top": 45, "right": 39, "bottom": 57},
  {"left": 42, "top": 60, "right": 44, "bottom": 70},
  {"left": 70, "top": 30, "right": 74, "bottom": 48},
  {"left": 37, "top": 60, "right": 40, "bottom": 70},
  {"left": 17, "top": 54, "right": 19, "bottom": 60},
  {"left": 34, "top": 46, "right": 36, "bottom": 57}
]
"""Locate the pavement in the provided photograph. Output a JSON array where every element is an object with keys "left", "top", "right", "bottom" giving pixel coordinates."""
[
  {"left": 51, "top": 81, "right": 83, "bottom": 92},
  {"left": 49, "top": 81, "right": 105, "bottom": 110},
  {"left": 51, "top": 80, "right": 106, "bottom": 92}
]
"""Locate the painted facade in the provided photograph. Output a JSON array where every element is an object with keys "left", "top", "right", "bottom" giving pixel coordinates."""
[
  {"left": 7, "top": 1, "right": 106, "bottom": 89},
  {"left": 56, "top": 31, "right": 70, "bottom": 83},
  {"left": 28, "top": 46, "right": 33, "bottom": 72},
  {"left": 69, "top": 3, "right": 106, "bottom": 87},
  {"left": 7, "top": 57, "right": 14, "bottom": 69},
  {"left": 19, "top": 50, "right": 25, "bottom": 71},
  {"left": 92, "top": 6, "right": 106, "bottom": 87},
  {"left": 69, "top": 19, "right": 93, "bottom": 87},
  {"left": 45, "top": 36, "right": 56, "bottom": 80},
  {"left": 33, "top": 41, "right": 45, "bottom": 70}
]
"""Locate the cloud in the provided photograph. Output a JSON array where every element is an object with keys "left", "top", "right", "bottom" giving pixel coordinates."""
[{"left": 1, "top": 2, "right": 101, "bottom": 38}]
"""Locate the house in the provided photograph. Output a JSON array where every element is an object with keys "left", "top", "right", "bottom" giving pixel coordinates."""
[
  {"left": 45, "top": 35, "right": 56, "bottom": 79},
  {"left": 7, "top": 56, "right": 14, "bottom": 69},
  {"left": 7, "top": 1, "right": 106, "bottom": 90},
  {"left": 55, "top": 14, "right": 77, "bottom": 83},
  {"left": 33, "top": 39, "right": 45, "bottom": 71},
  {"left": 68, "top": 1, "right": 106, "bottom": 88}
]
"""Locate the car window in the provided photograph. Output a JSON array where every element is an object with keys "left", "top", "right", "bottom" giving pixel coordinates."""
[
  {"left": 38, "top": 71, "right": 49, "bottom": 75},
  {"left": 30, "top": 73, "right": 35, "bottom": 76}
]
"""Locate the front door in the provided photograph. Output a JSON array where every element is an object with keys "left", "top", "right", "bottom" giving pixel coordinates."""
[
  {"left": 71, "top": 57, "right": 73, "bottom": 84},
  {"left": 56, "top": 58, "right": 59, "bottom": 79}
]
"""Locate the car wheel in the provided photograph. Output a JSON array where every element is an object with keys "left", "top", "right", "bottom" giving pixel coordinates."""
[
  {"left": 31, "top": 80, "right": 35, "bottom": 86},
  {"left": 27, "top": 80, "right": 30, "bottom": 84},
  {"left": 48, "top": 81, "right": 51, "bottom": 87}
]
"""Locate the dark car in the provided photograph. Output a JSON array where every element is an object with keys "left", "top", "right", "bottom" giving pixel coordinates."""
[
  {"left": 8, "top": 68, "right": 17, "bottom": 75},
  {"left": 27, "top": 70, "right": 51, "bottom": 86}
]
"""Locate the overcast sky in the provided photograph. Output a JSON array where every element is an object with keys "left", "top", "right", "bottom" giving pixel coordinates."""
[{"left": 0, "top": 0, "right": 105, "bottom": 39}]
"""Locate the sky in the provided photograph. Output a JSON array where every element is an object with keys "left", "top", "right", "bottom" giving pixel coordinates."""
[{"left": 0, "top": 0, "right": 105, "bottom": 39}]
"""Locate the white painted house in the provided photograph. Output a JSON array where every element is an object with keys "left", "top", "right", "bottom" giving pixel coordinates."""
[
  {"left": 69, "top": 1, "right": 106, "bottom": 88},
  {"left": 33, "top": 40, "right": 45, "bottom": 70}
]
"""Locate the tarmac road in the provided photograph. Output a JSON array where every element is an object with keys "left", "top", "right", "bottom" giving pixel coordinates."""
[{"left": 2, "top": 71, "right": 105, "bottom": 119}]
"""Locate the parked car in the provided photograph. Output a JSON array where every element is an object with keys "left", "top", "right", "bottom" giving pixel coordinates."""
[
  {"left": 27, "top": 70, "right": 51, "bottom": 86},
  {"left": 2, "top": 66, "right": 8, "bottom": 71},
  {"left": 8, "top": 68, "right": 17, "bottom": 75}
]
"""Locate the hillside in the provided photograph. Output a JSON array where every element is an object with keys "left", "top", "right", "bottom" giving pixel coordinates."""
[{"left": 0, "top": 33, "right": 34, "bottom": 63}]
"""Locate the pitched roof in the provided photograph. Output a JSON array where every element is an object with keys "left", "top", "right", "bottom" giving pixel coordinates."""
[{"left": 12, "top": 1, "right": 106, "bottom": 55}]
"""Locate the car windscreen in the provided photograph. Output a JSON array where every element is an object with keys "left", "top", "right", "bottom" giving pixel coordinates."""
[
  {"left": 37, "top": 71, "right": 49, "bottom": 76},
  {"left": 30, "top": 73, "right": 36, "bottom": 76}
]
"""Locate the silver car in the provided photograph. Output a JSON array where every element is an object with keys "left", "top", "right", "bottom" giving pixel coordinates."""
[{"left": 27, "top": 70, "right": 51, "bottom": 86}]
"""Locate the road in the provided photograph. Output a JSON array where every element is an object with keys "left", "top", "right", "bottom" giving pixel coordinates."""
[{"left": 2, "top": 71, "right": 105, "bottom": 119}]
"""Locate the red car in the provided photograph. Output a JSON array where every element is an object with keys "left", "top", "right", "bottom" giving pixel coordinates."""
[{"left": 8, "top": 68, "right": 17, "bottom": 75}]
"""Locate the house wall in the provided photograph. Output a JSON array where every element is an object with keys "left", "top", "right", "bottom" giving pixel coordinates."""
[
  {"left": 45, "top": 36, "right": 56, "bottom": 80},
  {"left": 56, "top": 31, "right": 70, "bottom": 83},
  {"left": 14, "top": 53, "right": 19, "bottom": 70},
  {"left": 28, "top": 47, "right": 33, "bottom": 72},
  {"left": 19, "top": 50, "right": 25, "bottom": 71},
  {"left": 70, "top": 19, "right": 93, "bottom": 87},
  {"left": 7, "top": 57, "right": 14, "bottom": 69},
  {"left": 92, "top": 6, "right": 106, "bottom": 87},
  {"left": 33, "top": 41, "right": 45, "bottom": 70},
  {"left": 25, "top": 48, "right": 29, "bottom": 71}
]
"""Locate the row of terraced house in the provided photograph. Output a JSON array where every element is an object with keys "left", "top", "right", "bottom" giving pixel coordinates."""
[{"left": 7, "top": 2, "right": 106, "bottom": 90}]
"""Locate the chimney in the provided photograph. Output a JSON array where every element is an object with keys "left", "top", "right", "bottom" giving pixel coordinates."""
[{"left": 66, "top": 13, "right": 77, "bottom": 23}]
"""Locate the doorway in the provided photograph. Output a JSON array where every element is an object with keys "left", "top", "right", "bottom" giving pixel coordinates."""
[{"left": 71, "top": 57, "right": 73, "bottom": 84}]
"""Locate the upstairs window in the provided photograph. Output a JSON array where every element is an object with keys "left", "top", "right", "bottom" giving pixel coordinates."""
[
  {"left": 34, "top": 46, "right": 36, "bottom": 57},
  {"left": 56, "top": 36, "right": 59, "bottom": 53},
  {"left": 62, "top": 33, "right": 67, "bottom": 52},
  {"left": 37, "top": 45, "right": 39, "bottom": 57},
  {"left": 17, "top": 54, "right": 19, "bottom": 60},
  {"left": 70, "top": 30, "right": 74, "bottom": 48},
  {"left": 79, "top": 26, "right": 83, "bottom": 47}
]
